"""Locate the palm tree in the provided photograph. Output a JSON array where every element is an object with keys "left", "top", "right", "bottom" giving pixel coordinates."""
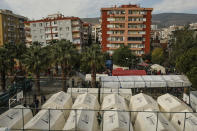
[
  {"left": 15, "top": 42, "right": 27, "bottom": 71},
  {"left": 0, "top": 46, "right": 11, "bottom": 92},
  {"left": 55, "top": 39, "right": 78, "bottom": 91},
  {"left": 81, "top": 44, "right": 105, "bottom": 88},
  {"left": 22, "top": 42, "right": 51, "bottom": 94}
]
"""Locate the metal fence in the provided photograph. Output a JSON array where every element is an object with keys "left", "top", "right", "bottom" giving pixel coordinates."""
[{"left": 0, "top": 107, "right": 196, "bottom": 131}]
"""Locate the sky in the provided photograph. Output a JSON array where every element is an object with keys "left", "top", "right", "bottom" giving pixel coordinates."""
[{"left": 0, "top": 0, "right": 197, "bottom": 19}]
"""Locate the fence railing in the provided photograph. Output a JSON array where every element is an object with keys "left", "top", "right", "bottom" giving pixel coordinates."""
[{"left": 0, "top": 107, "right": 196, "bottom": 131}]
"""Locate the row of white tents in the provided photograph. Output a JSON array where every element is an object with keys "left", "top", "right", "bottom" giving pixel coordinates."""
[
  {"left": 0, "top": 91, "right": 197, "bottom": 131},
  {"left": 100, "top": 75, "right": 191, "bottom": 88}
]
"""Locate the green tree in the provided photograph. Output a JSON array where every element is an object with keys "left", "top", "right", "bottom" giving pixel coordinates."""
[
  {"left": 151, "top": 48, "right": 164, "bottom": 65},
  {"left": 176, "top": 47, "right": 197, "bottom": 88},
  {"left": 112, "top": 46, "right": 139, "bottom": 69},
  {"left": 81, "top": 44, "right": 105, "bottom": 88},
  {"left": 22, "top": 42, "right": 51, "bottom": 94},
  {"left": 14, "top": 43, "right": 27, "bottom": 71},
  {"left": 55, "top": 39, "right": 79, "bottom": 91},
  {"left": 0, "top": 45, "right": 12, "bottom": 91},
  {"left": 169, "top": 27, "right": 197, "bottom": 66}
]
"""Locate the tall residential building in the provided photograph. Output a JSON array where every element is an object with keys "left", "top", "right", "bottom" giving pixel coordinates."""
[
  {"left": 82, "top": 22, "right": 92, "bottom": 46},
  {"left": 101, "top": 5, "right": 153, "bottom": 56},
  {"left": 0, "top": 9, "right": 27, "bottom": 46},
  {"left": 26, "top": 13, "right": 83, "bottom": 50},
  {"left": 92, "top": 24, "right": 102, "bottom": 43}
]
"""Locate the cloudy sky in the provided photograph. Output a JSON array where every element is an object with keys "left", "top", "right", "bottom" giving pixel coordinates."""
[{"left": 0, "top": 0, "right": 196, "bottom": 19}]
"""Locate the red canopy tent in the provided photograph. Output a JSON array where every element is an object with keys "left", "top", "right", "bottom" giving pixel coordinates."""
[{"left": 112, "top": 68, "right": 147, "bottom": 76}]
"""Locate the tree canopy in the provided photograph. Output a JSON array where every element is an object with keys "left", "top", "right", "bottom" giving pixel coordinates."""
[
  {"left": 112, "top": 46, "right": 139, "bottom": 69},
  {"left": 151, "top": 48, "right": 165, "bottom": 65}
]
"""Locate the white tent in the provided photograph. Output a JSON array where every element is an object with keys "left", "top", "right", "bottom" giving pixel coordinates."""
[
  {"left": 151, "top": 64, "right": 166, "bottom": 74},
  {"left": 190, "top": 91, "right": 197, "bottom": 111},
  {"left": 85, "top": 74, "right": 108, "bottom": 81},
  {"left": 102, "top": 94, "right": 128, "bottom": 111},
  {"left": 171, "top": 109, "right": 197, "bottom": 131},
  {"left": 24, "top": 109, "right": 65, "bottom": 131},
  {"left": 72, "top": 93, "right": 100, "bottom": 110},
  {"left": 157, "top": 93, "right": 193, "bottom": 120},
  {"left": 100, "top": 75, "right": 191, "bottom": 89},
  {"left": 142, "top": 75, "right": 167, "bottom": 88},
  {"left": 103, "top": 109, "right": 133, "bottom": 131},
  {"left": 42, "top": 91, "right": 72, "bottom": 118},
  {"left": 134, "top": 108, "right": 176, "bottom": 131},
  {"left": 129, "top": 93, "right": 159, "bottom": 122},
  {"left": 67, "top": 88, "right": 98, "bottom": 98},
  {"left": 0, "top": 105, "right": 32, "bottom": 130},
  {"left": 63, "top": 107, "right": 98, "bottom": 131},
  {"left": 100, "top": 88, "right": 132, "bottom": 101}
]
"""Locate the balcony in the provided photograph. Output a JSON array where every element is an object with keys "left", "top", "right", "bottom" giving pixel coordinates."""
[
  {"left": 128, "top": 21, "right": 143, "bottom": 24},
  {"left": 127, "top": 41, "right": 143, "bottom": 44},
  {"left": 127, "top": 34, "right": 143, "bottom": 37},
  {"left": 128, "top": 14, "right": 143, "bottom": 17},
  {"left": 128, "top": 28, "right": 143, "bottom": 31}
]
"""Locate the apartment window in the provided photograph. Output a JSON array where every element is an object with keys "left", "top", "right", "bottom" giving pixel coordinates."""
[
  {"left": 128, "top": 37, "right": 142, "bottom": 41},
  {"left": 33, "top": 24, "right": 36, "bottom": 27},
  {"left": 107, "top": 18, "right": 115, "bottom": 22},
  {"left": 107, "top": 24, "right": 114, "bottom": 28},
  {"left": 54, "top": 21, "right": 57, "bottom": 25},
  {"left": 107, "top": 31, "right": 113, "bottom": 34},
  {"left": 39, "top": 23, "right": 42, "bottom": 27},
  {"left": 54, "top": 34, "right": 58, "bottom": 37},
  {"left": 66, "top": 27, "right": 69, "bottom": 31},
  {"left": 54, "top": 28, "right": 58, "bottom": 31},
  {"left": 41, "top": 35, "right": 43, "bottom": 39}
]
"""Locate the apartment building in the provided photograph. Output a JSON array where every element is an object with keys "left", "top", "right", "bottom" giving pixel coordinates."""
[
  {"left": 24, "top": 22, "right": 32, "bottom": 47},
  {"left": 101, "top": 5, "right": 153, "bottom": 55},
  {"left": 82, "top": 22, "right": 92, "bottom": 46},
  {"left": 92, "top": 24, "right": 102, "bottom": 43},
  {"left": 0, "top": 9, "right": 27, "bottom": 46},
  {"left": 26, "top": 13, "right": 83, "bottom": 50}
]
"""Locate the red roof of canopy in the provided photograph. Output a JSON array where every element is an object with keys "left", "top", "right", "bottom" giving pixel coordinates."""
[{"left": 112, "top": 69, "right": 147, "bottom": 76}]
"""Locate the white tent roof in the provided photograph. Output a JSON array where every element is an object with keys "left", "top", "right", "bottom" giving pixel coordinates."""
[
  {"left": 67, "top": 88, "right": 98, "bottom": 98},
  {"left": 134, "top": 108, "right": 176, "bottom": 131},
  {"left": 0, "top": 105, "right": 32, "bottom": 130},
  {"left": 103, "top": 109, "right": 133, "bottom": 131},
  {"left": 129, "top": 93, "right": 159, "bottom": 122},
  {"left": 157, "top": 93, "right": 193, "bottom": 120},
  {"left": 151, "top": 64, "right": 166, "bottom": 74},
  {"left": 63, "top": 107, "right": 98, "bottom": 131},
  {"left": 171, "top": 109, "right": 197, "bottom": 131},
  {"left": 102, "top": 94, "right": 128, "bottom": 111},
  {"left": 42, "top": 91, "right": 72, "bottom": 109},
  {"left": 42, "top": 91, "right": 72, "bottom": 119},
  {"left": 72, "top": 93, "right": 100, "bottom": 110},
  {"left": 142, "top": 75, "right": 167, "bottom": 87},
  {"left": 24, "top": 109, "right": 65, "bottom": 131},
  {"left": 100, "top": 75, "right": 191, "bottom": 88},
  {"left": 85, "top": 74, "right": 108, "bottom": 81}
]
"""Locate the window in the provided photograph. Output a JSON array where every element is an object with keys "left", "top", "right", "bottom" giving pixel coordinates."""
[
  {"left": 32, "top": 24, "right": 36, "bottom": 27},
  {"left": 66, "top": 27, "right": 69, "bottom": 31},
  {"left": 128, "top": 37, "right": 142, "bottom": 41},
  {"left": 39, "top": 23, "right": 42, "bottom": 27},
  {"left": 41, "top": 35, "right": 44, "bottom": 39},
  {"left": 54, "top": 21, "right": 57, "bottom": 25}
]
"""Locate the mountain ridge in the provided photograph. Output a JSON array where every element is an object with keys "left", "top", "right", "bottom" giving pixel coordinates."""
[{"left": 82, "top": 13, "right": 197, "bottom": 28}]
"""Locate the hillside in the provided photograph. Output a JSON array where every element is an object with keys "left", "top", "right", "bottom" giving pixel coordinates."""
[{"left": 82, "top": 13, "right": 197, "bottom": 28}]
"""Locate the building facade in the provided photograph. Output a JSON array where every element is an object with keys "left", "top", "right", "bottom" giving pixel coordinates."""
[
  {"left": 101, "top": 5, "right": 153, "bottom": 55},
  {"left": 0, "top": 9, "right": 27, "bottom": 46},
  {"left": 82, "top": 22, "right": 92, "bottom": 46},
  {"left": 92, "top": 24, "right": 102, "bottom": 43},
  {"left": 26, "top": 13, "right": 83, "bottom": 50}
]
